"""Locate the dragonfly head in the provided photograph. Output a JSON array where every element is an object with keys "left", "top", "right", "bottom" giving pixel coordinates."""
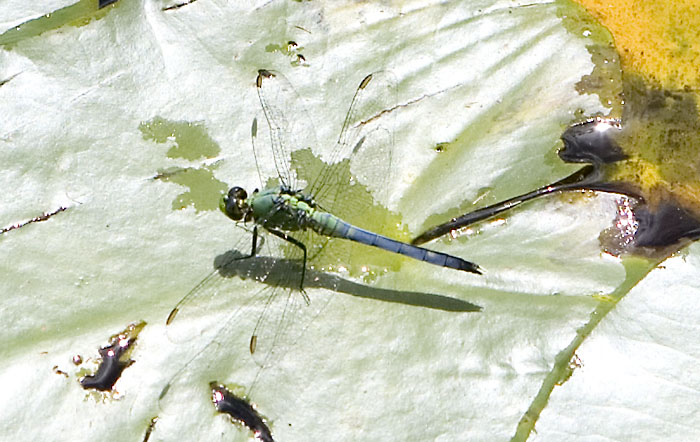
[{"left": 220, "top": 187, "right": 251, "bottom": 222}]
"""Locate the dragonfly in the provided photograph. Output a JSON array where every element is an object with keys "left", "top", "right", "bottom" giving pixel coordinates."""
[
  {"left": 217, "top": 70, "right": 481, "bottom": 291},
  {"left": 165, "top": 69, "right": 481, "bottom": 386}
]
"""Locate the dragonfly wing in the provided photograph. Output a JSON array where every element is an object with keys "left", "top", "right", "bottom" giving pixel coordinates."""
[
  {"left": 164, "top": 233, "right": 262, "bottom": 346},
  {"left": 247, "top": 271, "right": 329, "bottom": 371},
  {"left": 166, "top": 229, "right": 332, "bottom": 372},
  {"left": 246, "top": 226, "right": 334, "bottom": 366},
  {"left": 298, "top": 72, "right": 407, "bottom": 273},
  {"left": 255, "top": 69, "right": 318, "bottom": 189},
  {"left": 308, "top": 70, "right": 397, "bottom": 216}
]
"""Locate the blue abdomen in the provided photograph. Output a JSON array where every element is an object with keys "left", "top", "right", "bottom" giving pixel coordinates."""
[{"left": 310, "top": 212, "right": 481, "bottom": 274}]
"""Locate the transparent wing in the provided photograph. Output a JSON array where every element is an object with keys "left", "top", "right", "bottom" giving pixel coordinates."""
[
  {"left": 158, "top": 253, "right": 333, "bottom": 438},
  {"left": 164, "top": 71, "right": 397, "bottom": 403},
  {"left": 165, "top": 227, "right": 332, "bottom": 376},
  {"left": 241, "top": 254, "right": 330, "bottom": 373},
  {"left": 308, "top": 70, "right": 397, "bottom": 217},
  {"left": 289, "top": 71, "right": 404, "bottom": 273},
  {"left": 165, "top": 232, "right": 260, "bottom": 346},
  {"left": 255, "top": 69, "right": 318, "bottom": 189}
]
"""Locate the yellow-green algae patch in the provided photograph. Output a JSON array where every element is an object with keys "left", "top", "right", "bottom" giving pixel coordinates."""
[
  {"left": 414, "top": 0, "right": 700, "bottom": 252},
  {"left": 556, "top": 0, "right": 624, "bottom": 117},
  {"left": 155, "top": 166, "right": 228, "bottom": 212},
  {"left": 139, "top": 117, "right": 220, "bottom": 161},
  {"left": 568, "top": 0, "right": 700, "bottom": 231},
  {"left": 573, "top": 0, "right": 700, "bottom": 91},
  {"left": 141, "top": 116, "right": 228, "bottom": 212},
  {"left": 602, "top": 76, "right": 700, "bottom": 216},
  {"left": 288, "top": 148, "right": 412, "bottom": 282},
  {"left": 0, "top": 0, "right": 121, "bottom": 48}
]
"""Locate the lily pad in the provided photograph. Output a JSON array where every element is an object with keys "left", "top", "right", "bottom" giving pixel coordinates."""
[{"left": 2, "top": 1, "right": 698, "bottom": 441}]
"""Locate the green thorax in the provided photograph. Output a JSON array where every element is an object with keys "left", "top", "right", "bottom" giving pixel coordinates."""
[{"left": 249, "top": 186, "right": 317, "bottom": 231}]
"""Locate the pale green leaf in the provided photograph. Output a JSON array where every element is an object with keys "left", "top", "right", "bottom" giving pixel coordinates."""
[{"left": 2, "top": 1, "right": 697, "bottom": 441}]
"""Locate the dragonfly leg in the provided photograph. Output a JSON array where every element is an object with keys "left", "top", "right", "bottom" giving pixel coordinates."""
[
  {"left": 266, "top": 228, "right": 309, "bottom": 298},
  {"left": 166, "top": 229, "right": 261, "bottom": 327},
  {"left": 244, "top": 226, "right": 259, "bottom": 259}
]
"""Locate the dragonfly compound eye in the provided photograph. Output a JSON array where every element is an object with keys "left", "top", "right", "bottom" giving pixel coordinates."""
[
  {"left": 230, "top": 186, "right": 248, "bottom": 201},
  {"left": 221, "top": 187, "right": 249, "bottom": 221}
]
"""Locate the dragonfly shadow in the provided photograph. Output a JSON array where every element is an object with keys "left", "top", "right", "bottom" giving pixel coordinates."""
[{"left": 213, "top": 250, "right": 482, "bottom": 313}]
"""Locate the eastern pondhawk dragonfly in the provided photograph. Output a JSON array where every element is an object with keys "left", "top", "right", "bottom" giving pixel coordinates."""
[
  {"left": 164, "top": 69, "right": 481, "bottom": 387},
  {"left": 215, "top": 70, "right": 481, "bottom": 291}
]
